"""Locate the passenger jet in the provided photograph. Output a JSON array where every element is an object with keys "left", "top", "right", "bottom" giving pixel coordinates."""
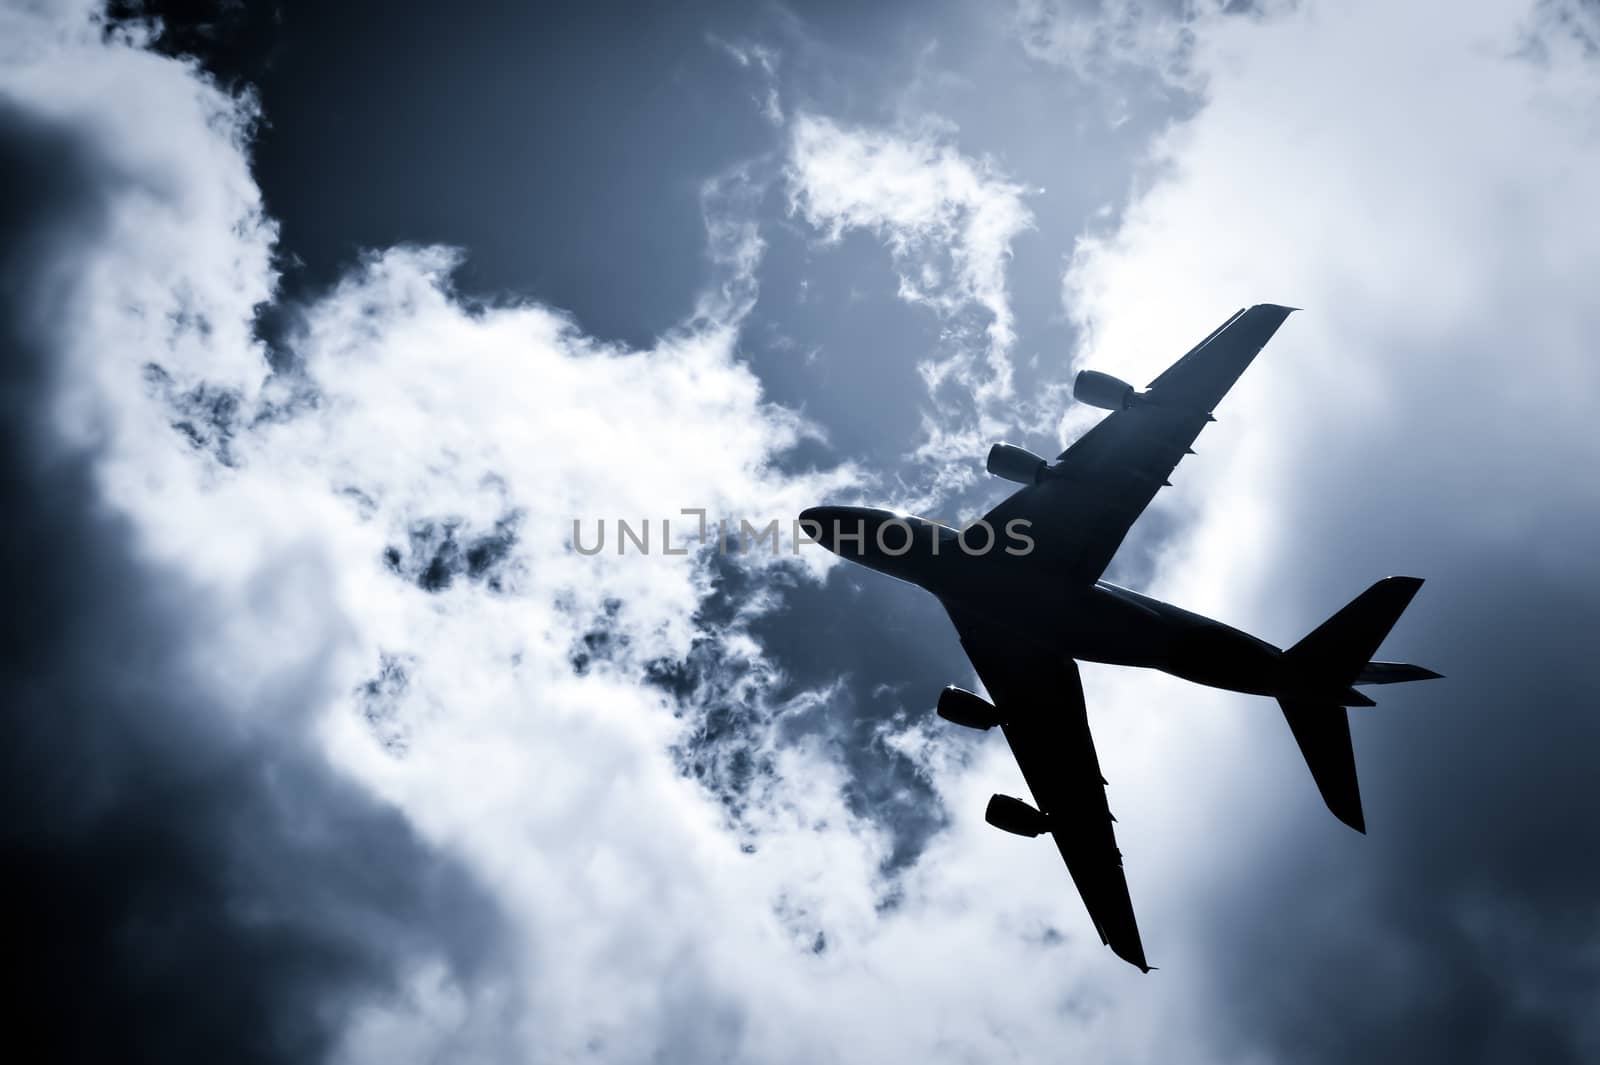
[{"left": 799, "top": 305, "right": 1440, "bottom": 971}]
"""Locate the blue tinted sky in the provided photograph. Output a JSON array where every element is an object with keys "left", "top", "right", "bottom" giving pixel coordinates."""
[{"left": 5, "top": 1, "right": 1600, "bottom": 1061}]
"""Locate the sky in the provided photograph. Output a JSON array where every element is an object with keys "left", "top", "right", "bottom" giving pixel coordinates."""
[{"left": 3, "top": 0, "right": 1599, "bottom": 1062}]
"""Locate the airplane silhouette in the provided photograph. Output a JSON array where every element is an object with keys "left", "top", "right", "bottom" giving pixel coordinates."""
[{"left": 800, "top": 305, "right": 1440, "bottom": 971}]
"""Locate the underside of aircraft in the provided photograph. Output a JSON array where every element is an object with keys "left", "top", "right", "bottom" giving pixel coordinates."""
[{"left": 801, "top": 304, "right": 1441, "bottom": 971}]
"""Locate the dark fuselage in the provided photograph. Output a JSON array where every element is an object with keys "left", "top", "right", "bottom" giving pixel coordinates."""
[{"left": 804, "top": 507, "right": 1296, "bottom": 699}]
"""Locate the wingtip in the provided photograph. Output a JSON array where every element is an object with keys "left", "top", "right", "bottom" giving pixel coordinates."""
[
  {"left": 1113, "top": 939, "right": 1153, "bottom": 972},
  {"left": 1328, "top": 793, "right": 1367, "bottom": 834},
  {"left": 1378, "top": 575, "right": 1426, "bottom": 606}
]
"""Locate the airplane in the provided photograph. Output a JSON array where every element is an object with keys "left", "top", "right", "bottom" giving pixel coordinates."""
[{"left": 799, "top": 304, "right": 1440, "bottom": 972}]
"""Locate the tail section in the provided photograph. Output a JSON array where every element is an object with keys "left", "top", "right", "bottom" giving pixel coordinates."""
[
  {"left": 1276, "top": 698, "right": 1366, "bottom": 832},
  {"left": 1356, "top": 661, "right": 1444, "bottom": 685},
  {"left": 1276, "top": 577, "right": 1437, "bottom": 834},
  {"left": 1284, "top": 576, "right": 1427, "bottom": 688}
]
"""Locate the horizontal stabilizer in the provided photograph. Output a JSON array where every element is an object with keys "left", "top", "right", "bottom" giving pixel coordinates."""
[
  {"left": 1277, "top": 577, "right": 1434, "bottom": 833},
  {"left": 1285, "top": 576, "right": 1425, "bottom": 689},
  {"left": 1277, "top": 698, "right": 1365, "bottom": 832},
  {"left": 1356, "top": 661, "right": 1444, "bottom": 685}
]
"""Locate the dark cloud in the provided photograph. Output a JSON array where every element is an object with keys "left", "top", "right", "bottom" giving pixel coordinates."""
[
  {"left": 1194, "top": 435, "right": 1600, "bottom": 1062},
  {"left": 1, "top": 104, "right": 503, "bottom": 1065}
]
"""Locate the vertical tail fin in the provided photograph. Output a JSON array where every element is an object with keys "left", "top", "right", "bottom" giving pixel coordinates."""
[{"left": 1277, "top": 577, "right": 1430, "bottom": 834}]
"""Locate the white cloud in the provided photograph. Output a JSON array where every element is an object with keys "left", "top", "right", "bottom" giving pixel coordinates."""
[
  {"left": 1058, "top": 0, "right": 1600, "bottom": 1050},
  {"left": 1, "top": 6, "right": 1191, "bottom": 1063},
  {"left": 1063, "top": 0, "right": 1600, "bottom": 612},
  {"left": 785, "top": 112, "right": 1034, "bottom": 488},
  {"left": 709, "top": 33, "right": 785, "bottom": 125}
]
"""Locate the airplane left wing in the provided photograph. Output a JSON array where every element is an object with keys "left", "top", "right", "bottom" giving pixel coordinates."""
[
  {"left": 946, "top": 606, "right": 1150, "bottom": 971},
  {"left": 983, "top": 304, "right": 1295, "bottom": 584}
]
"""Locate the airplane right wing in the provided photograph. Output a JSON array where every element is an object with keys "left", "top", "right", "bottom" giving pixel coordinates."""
[
  {"left": 946, "top": 605, "right": 1150, "bottom": 971},
  {"left": 982, "top": 304, "right": 1295, "bottom": 584}
]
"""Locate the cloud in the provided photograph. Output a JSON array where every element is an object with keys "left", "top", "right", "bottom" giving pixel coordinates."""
[
  {"left": 1014, "top": 0, "right": 1211, "bottom": 87},
  {"left": 0, "top": 5, "right": 862, "bottom": 1061},
  {"left": 15, "top": 1, "right": 1600, "bottom": 1061},
  {"left": 1, "top": 5, "right": 1272, "bottom": 1060},
  {"left": 5, "top": 6, "right": 1183, "bottom": 1063},
  {"left": 1059, "top": 0, "right": 1600, "bottom": 1059},
  {"left": 0, "top": 43, "right": 501, "bottom": 1065},
  {"left": 785, "top": 112, "right": 1034, "bottom": 489},
  {"left": 708, "top": 33, "right": 784, "bottom": 124}
]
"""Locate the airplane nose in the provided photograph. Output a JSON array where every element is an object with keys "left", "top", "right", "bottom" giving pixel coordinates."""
[
  {"left": 798, "top": 505, "right": 887, "bottom": 560},
  {"left": 798, "top": 506, "right": 841, "bottom": 552}
]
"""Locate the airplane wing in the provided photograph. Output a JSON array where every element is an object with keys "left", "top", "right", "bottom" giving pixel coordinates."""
[
  {"left": 983, "top": 304, "right": 1295, "bottom": 583},
  {"left": 946, "top": 605, "right": 1149, "bottom": 971}
]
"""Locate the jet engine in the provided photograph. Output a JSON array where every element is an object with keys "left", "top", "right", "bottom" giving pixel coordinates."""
[
  {"left": 985, "top": 794, "right": 1049, "bottom": 837},
  {"left": 1074, "top": 369, "right": 1141, "bottom": 411},
  {"left": 937, "top": 686, "right": 1003, "bottom": 730},
  {"left": 985, "top": 442, "right": 1047, "bottom": 486}
]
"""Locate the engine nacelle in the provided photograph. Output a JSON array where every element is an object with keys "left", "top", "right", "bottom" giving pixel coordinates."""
[
  {"left": 1074, "top": 369, "right": 1139, "bottom": 411},
  {"left": 985, "top": 794, "right": 1049, "bottom": 837},
  {"left": 986, "top": 442, "right": 1047, "bottom": 486},
  {"left": 937, "top": 686, "right": 1003, "bottom": 730}
]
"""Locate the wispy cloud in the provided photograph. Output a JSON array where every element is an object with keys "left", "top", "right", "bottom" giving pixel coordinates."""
[
  {"left": 1014, "top": 0, "right": 1237, "bottom": 89},
  {"left": 785, "top": 112, "right": 1034, "bottom": 496}
]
